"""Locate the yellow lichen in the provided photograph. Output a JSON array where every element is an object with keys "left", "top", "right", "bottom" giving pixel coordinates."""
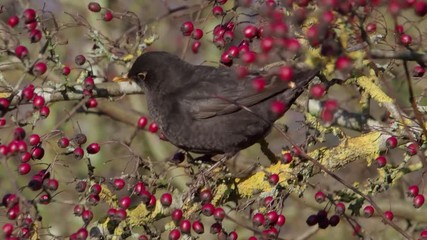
[{"left": 356, "top": 76, "right": 393, "bottom": 104}]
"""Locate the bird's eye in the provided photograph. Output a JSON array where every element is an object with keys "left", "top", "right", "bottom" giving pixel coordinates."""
[{"left": 137, "top": 72, "right": 147, "bottom": 81}]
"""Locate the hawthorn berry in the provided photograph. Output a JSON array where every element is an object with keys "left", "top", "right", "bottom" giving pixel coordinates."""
[
  {"left": 40, "top": 106, "right": 50, "bottom": 118},
  {"left": 253, "top": 213, "right": 265, "bottom": 226},
  {"left": 310, "top": 83, "right": 326, "bottom": 99},
  {"left": 213, "top": 207, "right": 225, "bottom": 221},
  {"left": 62, "top": 66, "right": 71, "bottom": 76},
  {"left": 119, "top": 196, "right": 131, "bottom": 209},
  {"left": 73, "top": 147, "right": 84, "bottom": 160},
  {"left": 148, "top": 122, "right": 159, "bottom": 133},
  {"left": 181, "top": 21, "right": 194, "bottom": 36},
  {"left": 75, "top": 55, "right": 86, "bottom": 65},
  {"left": 57, "top": 137, "right": 70, "bottom": 148},
  {"left": 113, "top": 178, "right": 125, "bottom": 190},
  {"left": 23, "top": 8, "right": 36, "bottom": 23},
  {"left": 375, "top": 156, "right": 387, "bottom": 168},
  {"left": 268, "top": 173, "right": 280, "bottom": 185},
  {"left": 18, "top": 163, "right": 31, "bottom": 175},
  {"left": 171, "top": 209, "right": 183, "bottom": 222},
  {"left": 33, "top": 95, "right": 45, "bottom": 109},
  {"left": 278, "top": 66, "right": 293, "bottom": 81},
  {"left": 386, "top": 136, "right": 398, "bottom": 149},
  {"left": 201, "top": 202, "right": 215, "bottom": 216},
  {"left": 169, "top": 229, "right": 180, "bottom": 240},
  {"left": 271, "top": 101, "right": 286, "bottom": 116},
  {"left": 407, "top": 143, "right": 418, "bottom": 156},
  {"left": 33, "top": 62, "right": 47, "bottom": 76},
  {"left": 212, "top": 6, "right": 224, "bottom": 16},
  {"left": 400, "top": 34, "right": 412, "bottom": 45},
  {"left": 191, "top": 41, "right": 201, "bottom": 53},
  {"left": 413, "top": 194, "right": 425, "bottom": 208},
  {"left": 15, "top": 45, "right": 29, "bottom": 59},
  {"left": 88, "top": 2, "right": 101, "bottom": 12},
  {"left": 87, "top": 143, "right": 100, "bottom": 154},
  {"left": 243, "top": 25, "right": 258, "bottom": 39},
  {"left": 7, "top": 16, "right": 19, "bottom": 27},
  {"left": 384, "top": 210, "right": 394, "bottom": 221},
  {"left": 315, "top": 191, "right": 326, "bottom": 203},
  {"left": 408, "top": 185, "right": 419, "bottom": 197},
  {"left": 104, "top": 11, "right": 113, "bottom": 21},
  {"left": 179, "top": 219, "right": 191, "bottom": 234},
  {"left": 160, "top": 193, "right": 173, "bottom": 207}
]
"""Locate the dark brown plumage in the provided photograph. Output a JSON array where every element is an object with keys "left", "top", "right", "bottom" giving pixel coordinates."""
[{"left": 128, "top": 51, "right": 318, "bottom": 156}]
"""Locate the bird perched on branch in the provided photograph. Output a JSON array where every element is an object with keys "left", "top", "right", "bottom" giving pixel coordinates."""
[{"left": 122, "top": 51, "right": 318, "bottom": 157}]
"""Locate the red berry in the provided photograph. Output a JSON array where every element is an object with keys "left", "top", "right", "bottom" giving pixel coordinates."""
[
  {"left": 243, "top": 25, "right": 258, "bottom": 39},
  {"left": 40, "top": 106, "right": 50, "bottom": 118},
  {"left": 192, "top": 220, "right": 204, "bottom": 234},
  {"left": 147, "top": 195, "right": 156, "bottom": 208},
  {"left": 29, "top": 29, "right": 42, "bottom": 43},
  {"left": 116, "top": 208, "right": 127, "bottom": 220},
  {"left": 113, "top": 178, "right": 125, "bottom": 190},
  {"left": 413, "top": 65, "right": 425, "bottom": 77},
  {"left": 213, "top": 207, "right": 225, "bottom": 221},
  {"left": 18, "top": 163, "right": 31, "bottom": 175},
  {"left": 281, "top": 152, "right": 292, "bottom": 164},
  {"left": 375, "top": 156, "right": 387, "bottom": 168},
  {"left": 179, "top": 219, "right": 191, "bottom": 234},
  {"left": 212, "top": 6, "right": 224, "bottom": 16},
  {"left": 0, "top": 145, "right": 10, "bottom": 156},
  {"left": 2, "top": 223, "right": 13, "bottom": 236},
  {"left": 169, "top": 229, "right": 181, "bottom": 240},
  {"left": 306, "top": 215, "right": 318, "bottom": 226},
  {"left": 395, "top": 24, "right": 404, "bottom": 34},
  {"left": 199, "top": 189, "right": 213, "bottom": 203},
  {"left": 384, "top": 210, "right": 394, "bottom": 221},
  {"left": 82, "top": 210, "right": 93, "bottom": 223},
  {"left": 241, "top": 51, "right": 257, "bottom": 64},
  {"left": 266, "top": 210, "right": 279, "bottom": 225},
  {"left": 28, "top": 134, "right": 41, "bottom": 146},
  {"left": 252, "top": 77, "right": 265, "bottom": 92},
  {"left": 270, "top": 100, "right": 286, "bottom": 116},
  {"left": 171, "top": 209, "right": 183, "bottom": 222},
  {"left": 276, "top": 214, "right": 286, "bottom": 226},
  {"left": 315, "top": 191, "right": 326, "bottom": 203},
  {"left": 73, "top": 147, "right": 84, "bottom": 160},
  {"left": 62, "top": 66, "right": 71, "bottom": 76},
  {"left": 86, "top": 143, "right": 100, "bottom": 154},
  {"left": 21, "top": 152, "right": 31, "bottom": 162},
  {"left": 386, "top": 136, "right": 398, "bottom": 149},
  {"left": 181, "top": 21, "right": 194, "bottom": 36},
  {"left": 33, "top": 95, "right": 45, "bottom": 108},
  {"left": 88, "top": 194, "right": 100, "bottom": 205},
  {"left": 400, "top": 34, "right": 412, "bottom": 46},
  {"left": 260, "top": 37, "right": 274, "bottom": 53},
  {"left": 148, "top": 122, "right": 159, "bottom": 133},
  {"left": 90, "top": 184, "right": 102, "bottom": 194},
  {"left": 218, "top": 0, "right": 228, "bottom": 4},
  {"left": 201, "top": 202, "right": 215, "bottom": 216},
  {"left": 15, "top": 45, "right": 29, "bottom": 59},
  {"left": 335, "top": 202, "right": 346, "bottom": 215},
  {"left": 191, "top": 28, "right": 203, "bottom": 40},
  {"left": 413, "top": 194, "right": 425, "bottom": 208},
  {"left": 228, "top": 231, "right": 238, "bottom": 240},
  {"left": 415, "top": 1, "right": 427, "bottom": 16},
  {"left": 268, "top": 173, "right": 280, "bottom": 185},
  {"left": 23, "top": 9, "right": 36, "bottom": 23},
  {"left": 22, "top": 85, "right": 35, "bottom": 101},
  {"left": 137, "top": 116, "right": 148, "bottom": 129},
  {"left": 252, "top": 213, "right": 265, "bottom": 226},
  {"left": 0, "top": 118, "right": 5, "bottom": 126},
  {"left": 57, "top": 137, "right": 70, "bottom": 148},
  {"left": 408, "top": 185, "right": 419, "bottom": 197},
  {"left": 160, "top": 193, "right": 173, "bottom": 207},
  {"left": 75, "top": 55, "right": 86, "bottom": 65},
  {"left": 310, "top": 83, "right": 326, "bottom": 99},
  {"left": 191, "top": 41, "right": 201, "bottom": 53},
  {"left": 363, "top": 205, "right": 374, "bottom": 217},
  {"left": 407, "top": 143, "right": 418, "bottom": 156},
  {"left": 45, "top": 179, "right": 59, "bottom": 191},
  {"left": 335, "top": 56, "right": 352, "bottom": 70},
  {"left": 133, "top": 181, "right": 146, "bottom": 195},
  {"left": 119, "top": 196, "right": 131, "bottom": 209},
  {"left": 223, "top": 31, "right": 234, "bottom": 42},
  {"left": 8, "top": 16, "right": 19, "bottom": 27},
  {"left": 88, "top": 2, "right": 101, "bottom": 12},
  {"left": 85, "top": 98, "right": 97, "bottom": 108},
  {"left": 278, "top": 66, "right": 294, "bottom": 81},
  {"left": 0, "top": 98, "right": 10, "bottom": 110},
  {"left": 33, "top": 62, "right": 47, "bottom": 76},
  {"left": 103, "top": 10, "right": 113, "bottom": 21},
  {"left": 365, "top": 22, "right": 377, "bottom": 33}
]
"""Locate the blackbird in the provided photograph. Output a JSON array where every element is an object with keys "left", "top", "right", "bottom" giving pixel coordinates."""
[{"left": 126, "top": 51, "right": 318, "bottom": 156}]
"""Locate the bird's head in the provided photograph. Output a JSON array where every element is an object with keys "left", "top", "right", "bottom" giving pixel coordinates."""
[{"left": 127, "top": 51, "right": 187, "bottom": 91}]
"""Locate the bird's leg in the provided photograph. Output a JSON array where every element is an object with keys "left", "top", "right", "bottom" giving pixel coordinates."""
[{"left": 258, "top": 139, "right": 279, "bottom": 163}]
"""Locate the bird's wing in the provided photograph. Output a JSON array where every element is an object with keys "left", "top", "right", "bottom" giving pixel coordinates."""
[{"left": 179, "top": 66, "right": 292, "bottom": 119}]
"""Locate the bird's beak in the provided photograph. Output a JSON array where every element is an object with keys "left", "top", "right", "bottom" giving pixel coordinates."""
[{"left": 112, "top": 73, "right": 131, "bottom": 83}]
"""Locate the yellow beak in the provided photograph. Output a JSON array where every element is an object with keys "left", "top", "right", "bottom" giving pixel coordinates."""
[{"left": 112, "top": 75, "right": 131, "bottom": 83}]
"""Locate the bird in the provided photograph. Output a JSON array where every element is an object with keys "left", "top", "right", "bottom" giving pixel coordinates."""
[{"left": 126, "top": 51, "right": 318, "bottom": 157}]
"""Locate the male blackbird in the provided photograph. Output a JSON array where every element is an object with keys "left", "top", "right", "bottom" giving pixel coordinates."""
[{"left": 127, "top": 51, "right": 318, "bottom": 156}]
